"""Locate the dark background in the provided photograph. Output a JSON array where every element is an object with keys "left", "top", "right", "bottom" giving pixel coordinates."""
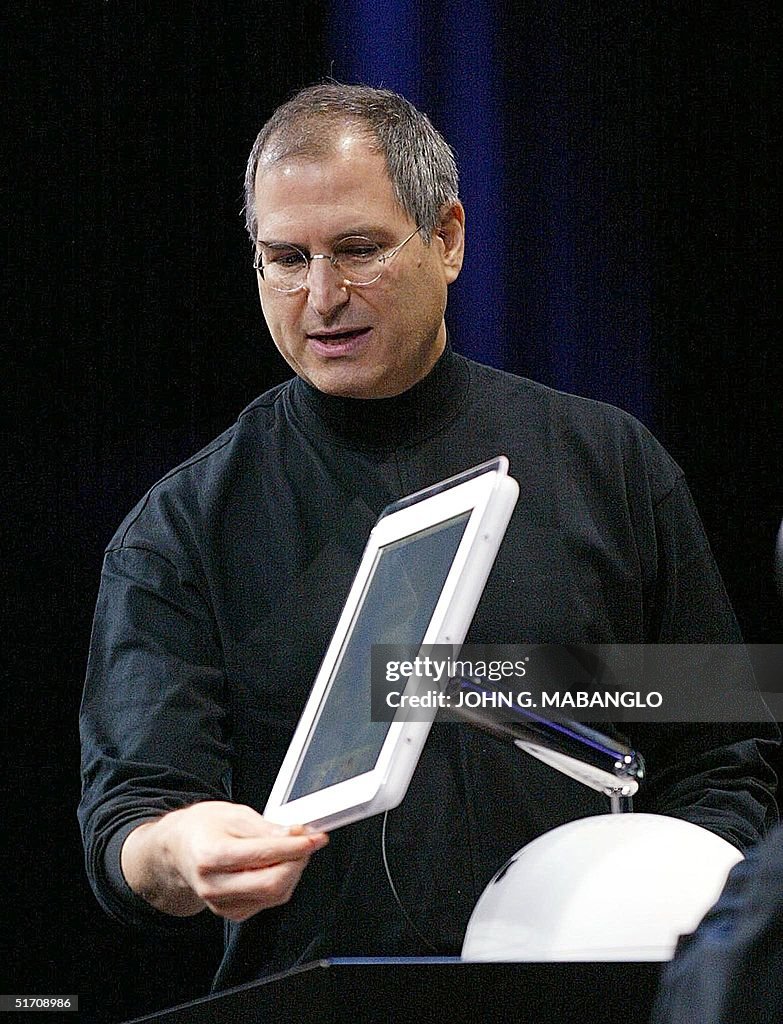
[{"left": 4, "top": 3, "right": 781, "bottom": 1021}]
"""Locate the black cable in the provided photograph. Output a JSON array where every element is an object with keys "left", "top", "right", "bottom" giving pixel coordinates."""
[{"left": 380, "top": 809, "right": 443, "bottom": 954}]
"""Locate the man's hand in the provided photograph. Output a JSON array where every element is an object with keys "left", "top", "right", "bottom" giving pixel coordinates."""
[{"left": 120, "top": 800, "right": 328, "bottom": 922}]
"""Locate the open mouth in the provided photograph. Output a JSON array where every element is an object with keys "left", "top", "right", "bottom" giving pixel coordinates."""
[{"left": 307, "top": 327, "right": 372, "bottom": 356}]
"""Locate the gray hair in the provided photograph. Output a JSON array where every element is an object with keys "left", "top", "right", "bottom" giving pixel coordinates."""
[{"left": 243, "top": 82, "right": 459, "bottom": 245}]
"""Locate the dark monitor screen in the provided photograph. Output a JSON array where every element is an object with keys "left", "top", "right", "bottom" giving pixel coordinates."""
[{"left": 287, "top": 511, "right": 471, "bottom": 801}]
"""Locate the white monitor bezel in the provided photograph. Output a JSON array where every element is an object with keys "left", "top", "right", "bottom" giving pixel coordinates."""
[{"left": 263, "top": 457, "right": 519, "bottom": 831}]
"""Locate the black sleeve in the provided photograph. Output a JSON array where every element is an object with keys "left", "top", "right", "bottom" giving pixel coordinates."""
[
  {"left": 78, "top": 544, "right": 232, "bottom": 928},
  {"left": 631, "top": 476, "right": 779, "bottom": 850},
  {"left": 632, "top": 722, "right": 778, "bottom": 851}
]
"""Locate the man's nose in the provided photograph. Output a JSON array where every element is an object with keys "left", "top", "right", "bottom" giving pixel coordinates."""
[{"left": 306, "top": 257, "right": 350, "bottom": 318}]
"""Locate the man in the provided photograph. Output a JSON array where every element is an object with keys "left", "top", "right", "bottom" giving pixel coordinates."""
[{"left": 79, "top": 83, "right": 777, "bottom": 991}]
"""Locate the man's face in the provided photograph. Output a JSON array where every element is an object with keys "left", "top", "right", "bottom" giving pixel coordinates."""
[{"left": 253, "top": 133, "right": 464, "bottom": 399}]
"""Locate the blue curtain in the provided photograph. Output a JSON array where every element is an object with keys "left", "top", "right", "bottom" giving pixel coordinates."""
[{"left": 327, "top": 0, "right": 652, "bottom": 423}]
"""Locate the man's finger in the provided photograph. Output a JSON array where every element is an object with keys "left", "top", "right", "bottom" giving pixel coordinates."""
[
  {"left": 193, "top": 831, "right": 328, "bottom": 873},
  {"left": 199, "top": 859, "right": 310, "bottom": 916}
]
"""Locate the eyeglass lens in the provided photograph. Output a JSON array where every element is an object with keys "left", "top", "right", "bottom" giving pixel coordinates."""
[{"left": 260, "top": 236, "right": 384, "bottom": 290}]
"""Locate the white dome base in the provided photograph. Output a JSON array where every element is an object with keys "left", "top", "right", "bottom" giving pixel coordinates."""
[{"left": 462, "top": 813, "right": 742, "bottom": 962}]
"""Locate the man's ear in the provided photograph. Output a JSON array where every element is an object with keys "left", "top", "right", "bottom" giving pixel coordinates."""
[{"left": 437, "top": 201, "right": 465, "bottom": 284}]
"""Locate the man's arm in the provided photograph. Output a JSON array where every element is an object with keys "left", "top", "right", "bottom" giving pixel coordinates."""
[
  {"left": 633, "top": 474, "right": 779, "bottom": 846},
  {"left": 632, "top": 723, "right": 778, "bottom": 850},
  {"left": 120, "top": 801, "right": 327, "bottom": 922},
  {"left": 79, "top": 543, "right": 327, "bottom": 925}
]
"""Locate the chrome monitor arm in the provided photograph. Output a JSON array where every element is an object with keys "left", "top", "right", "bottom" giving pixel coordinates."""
[{"left": 444, "top": 676, "right": 645, "bottom": 813}]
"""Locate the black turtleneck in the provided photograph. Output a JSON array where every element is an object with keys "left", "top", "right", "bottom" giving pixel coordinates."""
[
  {"left": 289, "top": 344, "right": 470, "bottom": 450},
  {"left": 79, "top": 349, "right": 778, "bottom": 992}
]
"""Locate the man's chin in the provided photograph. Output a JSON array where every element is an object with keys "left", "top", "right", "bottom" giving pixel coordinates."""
[{"left": 299, "top": 360, "right": 405, "bottom": 400}]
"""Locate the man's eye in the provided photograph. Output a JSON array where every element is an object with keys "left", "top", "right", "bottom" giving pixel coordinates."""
[
  {"left": 267, "top": 249, "right": 306, "bottom": 268},
  {"left": 336, "top": 243, "right": 379, "bottom": 261}
]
